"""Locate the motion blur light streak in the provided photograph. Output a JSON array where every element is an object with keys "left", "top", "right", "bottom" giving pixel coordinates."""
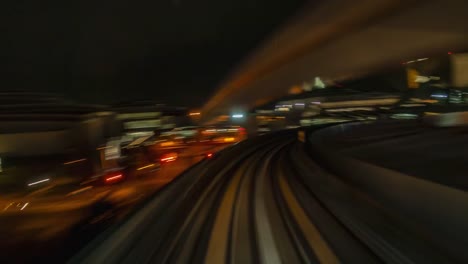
[
  {"left": 161, "top": 154, "right": 177, "bottom": 163},
  {"left": 96, "top": 146, "right": 112, "bottom": 150},
  {"left": 4, "top": 0, "right": 468, "bottom": 262},
  {"left": 431, "top": 94, "right": 448, "bottom": 98},
  {"left": 105, "top": 174, "right": 123, "bottom": 183},
  {"left": 63, "top": 158, "right": 87, "bottom": 165},
  {"left": 67, "top": 186, "right": 94, "bottom": 196},
  {"left": 20, "top": 203, "right": 29, "bottom": 211},
  {"left": 160, "top": 141, "right": 175, "bottom": 147},
  {"left": 27, "top": 178, "right": 50, "bottom": 186},
  {"left": 137, "top": 164, "right": 156, "bottom": 171},
  {"left": 3, "top": 203, "right": 13, "bottom": 211},
  {"left": 161, "top": 157, "right": 176, "bottom": 162}
]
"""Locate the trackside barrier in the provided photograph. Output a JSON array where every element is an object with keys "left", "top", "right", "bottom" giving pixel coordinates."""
[{"left": 306, "top": 122, "right": 468, "bottom": 262}]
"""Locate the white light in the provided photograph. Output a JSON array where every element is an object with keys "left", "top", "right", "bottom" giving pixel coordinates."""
[
  {"left": 63, "top": 158, "right": 86, "bottom": 165},
  {"left": 415, "top": 76, "right": 430, "bottom": 83},
  {"left": 326, "top": 107, "right": 373, "bottom": 112},
  {"left": 232, "top": 114, "right": 244, "bottom": 118},
  {"left": 3, "top": 203, "right": 13, "bottom": 211},
  {"left": 431, "top": 94, "right": 448, "bottom": 98},
  {"left": 276, "top": 108, "right": 290, "bottom": 112},
  {"left": 20, "top": 203, "right": 29, "bottom": 210},
  {"left": 27, "top": 178, "right": 50, "bottom": 186},
  {"left": 295, "top": 103, "right": 305, "bottom": 106}
]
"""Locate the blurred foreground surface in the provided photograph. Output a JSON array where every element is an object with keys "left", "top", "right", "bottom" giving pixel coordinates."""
[
  {"left": 73, "top": 120, "right": 468, "bottom": 264},
  {"left": 0, "top": 143, "right": 227, "bottom": 263}
]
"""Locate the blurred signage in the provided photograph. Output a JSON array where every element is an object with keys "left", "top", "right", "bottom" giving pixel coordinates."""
[
  {"left": 407, "top": 68, "right": 420, "bottom": 89},
  {"left": 124, "top": 119, "right": 161, "bottom": 129},
  {"left": 117, "top": 112, "right": 161, "bottom": 120},
  {"left": 127, "top": 136, "right": 152, "bottom": 148},
  {"left": 451, "top": 53, "right": 468, "bottom": 88},
  {"left": 298, "top": 131, "right": 306, "bottom": 142},
  {"left": 105, "top": 140, "right": 121, "bottom": 160}
]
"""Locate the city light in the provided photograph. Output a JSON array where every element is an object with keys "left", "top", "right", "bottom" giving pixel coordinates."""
[
  {"left": 232, "top": 114, "right": 244, "bottom": 118},
  {"left": 189, "top": 112, "right": 201, "bottom": 116},
  {"left": 67, "top": 186, "right": 93, "bottom": 196},
  {"left": 161, "top": 156, "right": 176, "bottom": 162},
  {"left": 431, "top": 94, "right": 448, "bottom": 98},
  {"left": 63, "top": 158, "right": 87, "bottom": 165},
  {"left": 276, "top": 107, "right": 290, "bottom": 112},
  {"left": 20, "top": 203, "right": 29, "bottom": 211},
  {"left": 105, "top": 174, "right": 123, "bottom": 182},
  {"left": 27, "top": 178, "right": 50, "bottom": 186},
  {"left": 160, "top": 141, "right": 175, "bottom": 147},
  {"left": 137, "top": 164, "right": 156, "bottom": 170},
  {"left": 161, "top": 153, "right": 178, "bottom": 163}
]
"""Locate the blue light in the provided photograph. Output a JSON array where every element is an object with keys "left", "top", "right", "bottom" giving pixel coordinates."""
[{"left": 431, "top": 94, "right": 448, "bottom": 98}]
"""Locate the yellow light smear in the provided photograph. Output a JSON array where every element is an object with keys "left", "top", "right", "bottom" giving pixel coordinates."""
[
  {"left": 63, "top": 158, "right": 87, "bottom": 165},
  {"left": 279, "top": 174, "right": 339, "bottom": 264},
  {"left": 137, "top": 164, "right": 156, "bottom": 171}
]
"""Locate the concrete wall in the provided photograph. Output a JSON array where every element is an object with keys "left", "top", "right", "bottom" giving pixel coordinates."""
[
  {"left": 0, "top": 121, "right": 74, "bottom": 133},
  {"left": 0, "top": 112, "right": 119, "bottom": 157},
  {"left": 0, "top": 130, "right": 70, "bottom": 156}
]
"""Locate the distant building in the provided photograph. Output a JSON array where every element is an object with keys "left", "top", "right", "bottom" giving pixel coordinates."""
[
  {"left": 0, "top": 91, "right": 118, "bottom": 157},
  {"left": 254, "top": 88, "right": 400, "bottom": 128},
  {"left": 111, "top": 101, "right": 190, "bottom": 139}
]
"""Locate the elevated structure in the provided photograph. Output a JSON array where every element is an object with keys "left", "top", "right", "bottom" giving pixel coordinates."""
[
  {"left": 111, "top": 101, "right": 190, "bottom": 138},
  {"left": 0, "top": 92, "right": 116, "bottom": 157},
  {"left": 202, "top": 0, "right": 468, "bottom": 123}
]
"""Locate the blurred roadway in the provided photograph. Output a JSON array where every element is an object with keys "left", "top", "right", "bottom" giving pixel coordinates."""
[
  {"left": 0, "top": 144, "right": 226, "bottom": 263},
  {"left": 74, "top": 125, "right": 466, "bottom": 263}
]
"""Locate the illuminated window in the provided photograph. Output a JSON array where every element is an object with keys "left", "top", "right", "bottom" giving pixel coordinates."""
[
  {"left": 124, "top": 119, "right": 161, "bottom": 129},
  {"left": 117, "top": 112, "right": 161, "bottom": 120}
]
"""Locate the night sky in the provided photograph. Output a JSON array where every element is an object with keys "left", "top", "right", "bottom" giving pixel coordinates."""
[{"left": 1, "top": 0, "right": 307, "bottom": 107}]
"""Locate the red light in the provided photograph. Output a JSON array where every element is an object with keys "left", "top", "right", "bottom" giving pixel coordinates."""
[
  {"left": 448, "top": 51, "right": 453, "bottom": 55},
  {"left": 206, "top": 153, "right": 213, "bottom": 158},
  {"left": 238, "top": 127, "right": 246, "bottom": 134},
  {"left": 105, "top": 174, "right": 123, "bottom": 182}
]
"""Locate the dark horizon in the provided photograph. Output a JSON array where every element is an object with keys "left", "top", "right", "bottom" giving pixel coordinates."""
[{"left": 1, "top": 0, "right": 307, "bottom": 107}]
